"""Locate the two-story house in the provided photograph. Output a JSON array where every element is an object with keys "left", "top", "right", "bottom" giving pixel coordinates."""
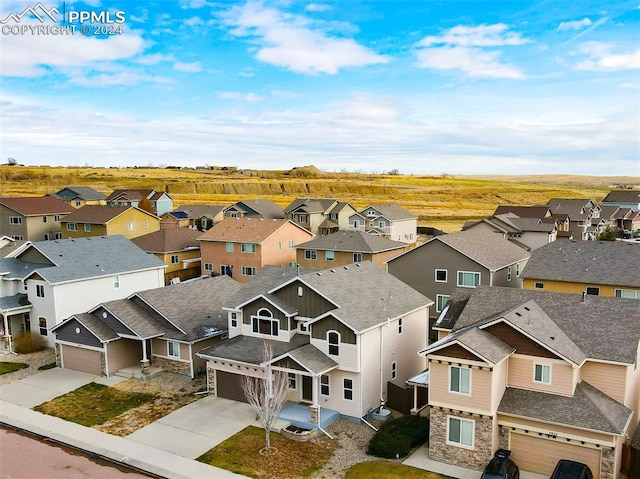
[
  {"left": 198, "top": 218, "right": 313, "bottom": 281},
  {"left": 520, "top": 240, "right": 640, "bottom": 299},
  {"left": 295, "top": 231, "right": 407, "bottom": 270},
  {"left": 61, "top": 205, "right": 160, "bottom": 240},
  {"left": 420, "top": 286, "right": 639, "bottom": 479},
  {"left": 463, "top": 213, "right": 557, "bottom": 251},
  {"left": 284, "top": 198, "right": 357, "bottom": 237},
  {"left": 0, "top": 235, "right": 165, "bottom": 349},
  {"left": 601, "top": 190, "right": 640, "bottom": 212},
  {"left": 51, "top": 275, "right": 242, "bottom": 378},
  {"left": 131, "top": 228, "right": 202, "bottom": 285},
  {"left": 224, "top": 199, "right": 285, "bottom": 220},
  {"left": 0, "top": 197, "right": 73, "bottom": 241},
  {"left": 49, "top": 186, "right": 106, "bottom": 208},
  {"left": 546, "top": 199, "right": 601, "bottom": 240},
  {"left": 349, "top": 204, "right": 417, "bottom": 244},
  {"left": 177, "top": 204, "right": 226, "bottom": 231},
  {"left": 106, "top": 189, "right": 174, "bottom": 216},
  {"left": 196, "top": 262, "right": 433, "bottom": 428}
]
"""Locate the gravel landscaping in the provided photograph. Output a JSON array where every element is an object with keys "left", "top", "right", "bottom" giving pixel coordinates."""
[{"left": 0, "top": 349, "right": 56, "bottom": 386}]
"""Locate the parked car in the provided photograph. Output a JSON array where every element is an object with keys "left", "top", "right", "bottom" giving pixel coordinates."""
[
  {"left": 480, "top": 449, "right": 519, "bottom": 479},
  {"left": 549, "top": 460, "right": 593, "bottom": 479}
]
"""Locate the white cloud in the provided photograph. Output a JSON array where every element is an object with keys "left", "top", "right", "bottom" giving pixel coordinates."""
[
  {"left": 184, "top": 16, "right": 204, "bottom": 26},
  {"left": 305, "top": 3, "right": 332, "bottom": 13},
  {"left": 135, "top": 53, "right": 176, "bottom": 65},
  {"left": 180, "top": 0, "right": 210, "bottom": 9},
  {"left": 558, "top": 18, "right": 592, "bottom": 31},
  {"left": 70, "top": 71, "right": 173, "bottom": 87},
  {"left": 574, "top": 42, "right": 640, "bottom": 71},
  {"left": 415, "top": 24, "right": 527, "bottom": 79},
  {"left": 220, "top": 1, "right": 388, "bottom": 74},
  {"left": 218, "top": 91, "right": 264, "bottom": 102},
  {"left": 174, "top": 61, "right": 203, "bottom": 72}
]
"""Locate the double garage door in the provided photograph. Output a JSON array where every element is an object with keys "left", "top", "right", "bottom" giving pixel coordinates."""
[
  {"left": 61, "top": 345, "right": 102, "bottom": 376},
  {"left": 510, "top": 433, "right": 601, "bottom": 479},
  {"left": 216, "top": 370, "right": 248, "bottom": 403}
]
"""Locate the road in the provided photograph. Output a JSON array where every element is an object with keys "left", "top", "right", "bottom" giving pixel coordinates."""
[{"left": 0, "top": 426, "right": 154, "bottom": 479}]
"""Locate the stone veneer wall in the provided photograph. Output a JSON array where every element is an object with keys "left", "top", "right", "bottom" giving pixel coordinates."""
[
  {"left": 55, "top": 343, "right": 61, "bottom": 367},
  {"left": 498, "top": 425, "right": 509, "bottom": 451},
  {"left": 152, "top": 356, "right": 191, "bottom": 377},
  {"left": 207, "top": 367, "right": 217, "bottom": 396},
  {"left": 429, "top": 408, "right": 493, "bottom": 470},
  {"left": 99, "top": 352, "right": 106, "bottom": 376},
  {"left": 601, "top": 448, "right": 614, "bottom": 479}
]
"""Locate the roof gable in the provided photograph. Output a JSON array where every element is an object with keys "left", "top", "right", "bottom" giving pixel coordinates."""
[{"left": 0, "top": 196, "right": 73, "bottom": 216}]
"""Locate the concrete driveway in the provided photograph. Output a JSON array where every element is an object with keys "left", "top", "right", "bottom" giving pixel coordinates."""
[{"left": 126, "top": 396, "right": 259, "bottom": 459}]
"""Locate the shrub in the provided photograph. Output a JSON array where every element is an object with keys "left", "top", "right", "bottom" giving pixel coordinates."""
[
  {"left": 366, "top": 415, "right": 430, "bottom": 459},
  {"left": 13, "top": 332, "right": 48, "bottom": 354},
  {"left": 367, "top": 430, "right": 412, "bottom": 458}
]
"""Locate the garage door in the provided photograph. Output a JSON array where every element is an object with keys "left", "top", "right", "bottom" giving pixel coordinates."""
[
  {"left": 216, "top": 370, "right": 248, "bottom": 403},
  {"left": 510, "top": 432, "right": 601, "bottom": 479},
  {"left": 61, "top": 345, "right": 102, "bottom": 375}
]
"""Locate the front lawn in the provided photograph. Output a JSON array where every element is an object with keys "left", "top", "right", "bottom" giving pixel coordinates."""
[
  {"left": 0, "top": 362, "right": 29, "bottom": 375},
  {"left": 37, "top": 362, "right": 57, "bottom": 371},
  {"left": 33, "top": 382, "right": 155, "bottom": 427},
  {"left": 346, "top": 461, "right": 455, "bottom": 479},
  {"left": 197, "top": 425, "right": 337, "bottom": 479}
]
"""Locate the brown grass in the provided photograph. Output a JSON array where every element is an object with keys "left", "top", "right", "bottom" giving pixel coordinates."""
[{"left": 345, "top": 461, "right": 454, "bottom": 478}]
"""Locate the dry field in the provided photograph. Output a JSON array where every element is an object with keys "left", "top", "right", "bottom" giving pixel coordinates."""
[{"left": 1, "top": 165, "right": 636, "bottom": 232}]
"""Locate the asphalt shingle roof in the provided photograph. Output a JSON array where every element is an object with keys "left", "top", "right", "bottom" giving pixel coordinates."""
[
  {"left": 198, "top": 333, "right": 310, "bottom": 363},
  {"left": 296, "top": 230, "right": 406, "bottom": 253},
  {"left": 0, "top": 293, "right": 30, "bottom": 312},
  {"left": 198, "top": 218, "right": 309, "bottom": 243},
  {"left": 233, "top": 199, "right": 284, "bottom": 219},
  {"left": 177, "top": 204, "right": 225, "bottom": 218},
  {"left": 0, "top": 196, "right": 73, "bottom": 216},
  {"left": 284, "top": 198, "right": 336, "bottom": 214},
  {"left": 362, "top": 203, "right": 415, "bottom": 220},
  {"left": 493, "top": 206, "right": 551, "bottom": 219},
  {"left": 283, "top": 344, "right": 338, "bottom": 374},
  {"left": 602, "top": 190, "right": 640, "bottom": 204},
  {"left": 100, "top": 298, "right": 168, "bottom": 339},
  {"left": 61, "top": 205, "right": 157, "bottom": 223},
  {"left": 521, "top": 240, "right": 640, "bottom": 287},
  {"left": 422, "top": 325, "right": 514, "bottom": 365},
  {"left": 0, "top": 258, "right": 48, "bottom": 280},
  {"left": 69, "top": 313, "right": 119, "bottom": 342},
  {"left": 131, "top": 228, "right": 201, "bottom": 253},
  {"left": 55, "top": 186, "right": 106, "bottom": 201}
]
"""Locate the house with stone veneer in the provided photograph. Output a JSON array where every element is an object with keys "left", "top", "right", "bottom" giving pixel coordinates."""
[
  {"left": 421, "top": 285, "right": 640, "bottom": 479},
  {"left": 197, "top": 262, "right": 433, "bottom": 428}
]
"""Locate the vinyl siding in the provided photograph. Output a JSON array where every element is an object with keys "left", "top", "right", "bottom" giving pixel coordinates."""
[
  {"left": 428, "top": 360, "right": 493, "bottom": 414},
  {"left": 106, "top": 339, "right": 141, "bottom": 373},
  {"left": 311, "top": 316, "right": 356, "bottom": 344},
  {"left": 522, "top": 278, "right": 638, "bottom": 297},
  {"left": 54, "top": 318, "right": 102, "bottom": 348},
  {"left": 491, "top": 360, "right": 507, "bottom": 412},
  {"left": 580, "top": 360, "right": 627, "bottom": 404},
  {"left": 507, "top": 355, "right": 574, "bottom": 396},
  {"left": 275, "top": 280, "right": 335, "bottom": 318}
]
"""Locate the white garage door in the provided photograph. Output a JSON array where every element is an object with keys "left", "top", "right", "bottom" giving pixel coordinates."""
[
  {"left": 61, "top": 345, "right": 102, "bottom": 375},
  {"left": 510, "top": 432, "right": 601, "bottom": 479}
]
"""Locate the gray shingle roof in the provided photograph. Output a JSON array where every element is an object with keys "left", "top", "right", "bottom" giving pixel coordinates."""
[
  {"left": 101, "top": 298, "right": 168, "bottom": 339},
  {"left": 282, "top": 344, "right": 338, "bottom": 374},
  {"left": 0, "top": 293, "right": 30, "bottom": 312},
  {"left": 226, "top": 265, "right": 309, "bottom": 309},
  {"left": 0, "top": 257, "right": 49, "bottom": 280},
  {"left": 602, "top": 190, "right": 640, "bottom": 204},
  {"left": 498, "top": 381, "right": 632, "bottom": 435},
  {"left": 233, "top": 199, "right": 284, "bottom": 219},
  {"left": 421, "top": 325, "right": 515, "bottom": 364},
  {"left": 197, "top": 334, "right": 310, "bottom": 364},
  {"left": 296, "top": 230, "right": 406, "bottom": 254},
  {"left": 521, "top": 240, "right": 640, "bottom": 287},
  {"left": 56, "top": 186, "right": 106, "bottom": 201},
  {"left": 284, "top": 198, "right": 336, "bottom": 214},
  {"left": 362, "top": 204, "right": 415, "bottom": 220},
  {"left": 177, "top": 204, "right": 225, "bottom": 218},
  {"left": 69, "top": 313, "right": 119, "bottom": 342},
  {"left": 546, "top": 198, "right": 595, "bottom": 219}
]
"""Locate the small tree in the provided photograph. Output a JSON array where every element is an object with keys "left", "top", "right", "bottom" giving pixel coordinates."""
[
  {"left": 598, "top": 226, "right": 616, "bottom": 241},
  {"left": 241, "top": 340, "right": 289, "bottom": 454},
  {"left": 138, "top": 196, "right": 156, "bottom": 215}
]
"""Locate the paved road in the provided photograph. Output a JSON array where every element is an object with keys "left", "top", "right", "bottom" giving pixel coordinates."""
[{"left": 0, "top": 426, "right": 153, "bottom": 479}]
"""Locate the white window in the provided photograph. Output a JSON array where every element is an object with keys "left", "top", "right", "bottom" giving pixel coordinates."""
[
  {"left": 252, "top": 308, "right": 278, "bottom": 336},
  {"left": 54, "top": 215, "right": 61, "bottom": 221},
  {"left": 67, "top": 223, "right": 77, "bottom": 231},
  {"left": 398, "top": 318, "right": 403, "bottom": 334},
  {"left": 36, "top": 285, "right": 45, "bottom": 298},
  {"left": 167, "top": 341, "right": 180, "bottom": 358},
  {"left": 204, "top": 263, "right": 213, "bottom": 271},
  {"left": 226, "top": 242, "right": 234, "bottom": 252},
  {"left": 325, "top": 251, "right": 335, "bottom": 261},
  {"left": 75, "top": 200, "right": 81, "bottom": 207},
  {"left": 534, "top": 282, "right": 544, "bottom": 289},
  {"left": 378, "top": 221, "right": 385, "bottom": 228},
  {"left": 305, "top": 250, "right": 317, "bottom": 260},
  {"left": 447, "top": 416, "right": 474, "bottom": 448},
  {"left": 276, "top": 242, "right": 282, "bottom": 251},
  {"left": 84, "top": 223, "right": 91, "bottom": 232},
  {"left": 9, "top": 216, "right": 22, "bottom": 225},
  {"left": 321, "top": 375, "right": 330, "bottom": 396},
  {"left": 516, "top": 263, "right": 520, "bottom": 277},
  {"left": 391, "top": 361, "right": 397, "bottom": 380},
  {"left": 507, "top": 266, "right": 512, "bottom": 282},
  {"left": 42, "top": 216, "right": 47, "bottom": 223},
  {"left": 241, "top": 266, "right": 256, "bottom": 276},
  {"left": 353, "top": 219, "right": 360, "bottom": 228},
  {"left": 436, "top": 294, "right": 450, "bottom": 313},
  {"left": 353, "top": 253, "right": 362, "bottom": 263},
  {"left": 11, "top": 235, "right": 23, "bottom": 240},
  {"left": 297, "top": 214, "right": 307, "bottom": 223},
  {"left": 127, "top": 222, "right": 134, "bottom": 231},
  {"left": 288, "top": 240, "right": 294, "bottom": 249},
  {"left": 449, "top": 365, "right": 470, "bottom": 394},
  {"left": 534, "top": 364, "right": 551, "bottom": 384},
  {"left": 114, "top": 276, "right": 120, "bottom": 288},
  {"left": 288, "top": 373, "right": 297, "bottom": 390},
  {"left": 343, "top": 378, "right": 353, "bottom": 400},
  {"left": 44, "top": 234, "right": 50, "bottom": 241},
  {"left": 457, "top": 271, "right": 480, "bottom": 287},
  {"left": 54, "top": 232, "right": 62, "bottom": 239},
  {"left": 241, "top": 243, "right": 256, "bottom": 253},
  {"left": 144, "top": 221, "right": 149, "bottom": 228},
  {"left": 230, "top": 312, "right": 238, "bottom": 328},
  {"left": 328, "top": 331, "right": 339, "bottom": 356},
  {"left": 435, "top": 269, "right": 447, "bottom": 282},
  {"left": 171, "top": 254, "right": 180, "bottom": 264},
  {"left": 38, "top": 317, "right": 47, "bottom": 336},
  {"left": 297, "top": 286, "right": 303, "bottom": 297},
  {"left": 615, "top": 289, "right": 640, "bottom": 299},
  {"left": 585, "top": 286, "right": 600, "bottom": 296}
]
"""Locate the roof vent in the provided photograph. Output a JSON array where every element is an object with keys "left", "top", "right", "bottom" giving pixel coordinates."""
[
  {"left": 344, "top": 266, "right": 349, "bottom": 270},
  {"left": 330, "top": 269, "right": 336, "bottom": 273},
  {"left": 550, "top": 336, "right": 555, "bottom": 340},
  {"left": 523, "top": 306, "right": 530, "bottom": 311},
  {"left": 355, "top": 263, "right": 361, "bottom": 267},
  {"left": 316, "top": 272, "right": 322, "bottom": 276},
  {"left": 515, "top": 312, "right": 521, "bottom": 317}
]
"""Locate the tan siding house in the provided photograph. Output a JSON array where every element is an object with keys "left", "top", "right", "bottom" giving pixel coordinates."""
[
  {"left": 0, "top": 196, "right": 73, "bottom": 241},
  {"left": 61, "top": 205, "right": 160, "bottom": 240}
]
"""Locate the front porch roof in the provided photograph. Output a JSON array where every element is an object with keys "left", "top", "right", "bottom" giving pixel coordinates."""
[
  {"left": 0, "top": 293, "right": 31, "bottom": 314},
  {"left": 498, "top": 381, "right": 632, "bottom": 436},
  {"left": 52, "top": 313, "right": 118, "bottom": 342},
  {"left": 406, "top": 369, "right": 429, "bottom": 387},
  {"left": 274, "top": 343, "right": 338, "bottom": 375},
  {"left": 197, "top": 334, "right": 310, "bottom": 365}
]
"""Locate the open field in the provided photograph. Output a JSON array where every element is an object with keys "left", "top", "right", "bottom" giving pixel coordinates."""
[{"left": 1, "top": 166, "right": 637, "bottom": 232}]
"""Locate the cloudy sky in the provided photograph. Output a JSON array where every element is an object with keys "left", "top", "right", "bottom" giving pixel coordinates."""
[{"left": 1, "top": 0, "right": 638, "bottom": 175}]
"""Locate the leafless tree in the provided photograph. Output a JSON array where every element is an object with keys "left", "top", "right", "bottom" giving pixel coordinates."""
[{"left": 241, "top": 340, "right": 290, "bottom": 453}]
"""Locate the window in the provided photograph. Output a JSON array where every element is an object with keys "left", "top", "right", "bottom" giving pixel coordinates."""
[
  {"left": 36, "top": 285, "right": 45, "bottom": 298},
  {"left": 435, "top": 269, "right": 448, "bottom": 282},
  {"left": 449, "top": 366, "right": 470, "bottom": 394},
  {"left": 75, "top": 200, "right": 81, "bottom": 207},
  {"left": 615, "top": 289, "right": 640, "bottom": 299},
  {"left": 448, "top": 417, "right": 474, "bottom": 448},
  {"left": 204, "top": 263, "right": 213, "bottom": 271},
  {"left": 11, "top": 235, "right": 23, "bottom": 240},
  {"left": 54, "top": 214, "right": 61, "bottom": 221},
  {"left": 436, "top": 294, "right": 450, "bottom": 313},
  {"left": 230, "top": 312, "right": 238, "bottom": 328},
  {"left": 353, "top": 253, "right": 362, "bottom": 263},
  {"left": 226, "top": 242, "right": 234, "bottom": 252},
  {"left": 585, "top": 287, "right": 600, "bottom": 296},
  {"left": 241, "top": 266, "right": 256, "bottom": 276},
  {"left": 288, "top": 240, "right": 294, "bottom": 249},
  {"left": 297, "top": 286, "right": 303, "bottom": 297},
  {"left": 534, "top": 364, "right": 551, "bottom": 384},
  {"left": 42, "top": 216, "right": 47, "bottom": 223},
  {"left": 353, "top": 219, "right": 360, "bottom": 228},
  {"left": 288, "top": 373, "right": 297, "bottom": 390},
  {"left": 296, "top": 214, "right": 307, "bottom": 223},
  {"left": 55, "top": 232, "right": 62, "bottom": 239},
  {"left": 9, "top": 216, "right": 22, "bottom": 225},
  {"left": 534, "top": 282, "right": 544, "bottom": 289},
  {"left": 143, "top": 221, "right": 149, "bottom": 228},
  {"left": 127, "top": 222, "right": 134, "bottom": 231},
  {"left": 276, "top": 241, "right": 282, "bottom": 251},
  {"left": 114, "top": 276, "right": 120, "bottom": 288},
  {"left": 507, "top": 266, "right": 512, "bottom": 282},
  {"left": 38, "top": 317, "right": 47, "bottom": 336},
  {"left": 457, "top": 271, "right": 480, "bottom": 287},
  {"left": 84, "top": 223, "right": 91, "bottom": 232},
  {"left": 241, "top": 243, "right": 256, "bottom": 253},
  {"left": 321, "top": 375, "right": 330, "bottom": 396},
  {"left": 516, "top": 263, "right": 521, "bottom": 277},
  {"left": 252, "top": 309, "right": 278, "bottom": 336},
  {"left": 325, "top": 250, "right": 335, "bottom": 261},
  {"left": 171, "top": 254, "right": 180, "bottom": 264},
  {"left": 167, "top": 341, "right": 180, "bottom": 358},
  {"left": 67, "top": 223, "right": 77, "bottom": 231},
  {"left": 391, "top": 361, "right": 397, "bottom": 380},
  {"left": 378, "top": 221, "right": 385, "bottom": 228},
  {"left": 328, "top": 331, "right": 339, "bottom": 356},
  {"left": 44, "top": 234, "right": 50, "bottom": 241},
  {"left": 343, "top": 378, "right": 353, "bottom": 400},
  {"left": 304, "top": 250, "right": 317, "bottom": 260},
  {"left": 398, "top": 318, "right": 403, "bottom": 334}
]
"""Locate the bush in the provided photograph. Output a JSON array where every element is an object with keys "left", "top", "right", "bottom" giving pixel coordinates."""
[
  {"left": 366, "top": 415, "right": 430, "bottom": 459},
  {"left": 13, "top": 332, "right": 48, "bottom": 354}
]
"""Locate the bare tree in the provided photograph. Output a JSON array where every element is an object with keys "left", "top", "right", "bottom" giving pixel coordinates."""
[{"left": 241, "top": 340, "right": 290, "bottom": 453}]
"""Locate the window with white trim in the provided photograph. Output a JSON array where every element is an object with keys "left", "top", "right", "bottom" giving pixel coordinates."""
[
  {"left": 226, "top": 242, "right": 234, "bottom": 252},
  {"left": 321, "top": 374, "right": 330, "bottom": 396},
  {"left": 516, "top": 263, "right": 520, "bottom": 277},
  {"left": 398, "top": 318, "right": 403, "bottom": 334},
  {"left": 276, "top": 242, "right": 282, "bottom": 251},
  {"left": 447, "top": 416, "right": 474, "bottom": 448},
  {"left": 534, "top": 364, "right": 551, "bottom": 384},
  {"left": 168, "top": 341, "right": 180, "bottom": 358},
  {"left": 241, "top": 243, "right": 256, "bottom": 253},
  {"left": 288, "top": 373, "right": 297, "bottom": 390},
  {"left": 143, "top": 221, "right": 148, "bottom": 228},
  {"left": 204, "top": 263, "right": 213, "bottom": 271},
  {"left": 449, "top": 365, "right": 470, "bottom": 394},
  {"left": 252, "top": 308, "right": 278, "bottom": 336},
  {"left": 230, "top": 312, "right": 238, "bottom": 328},
  {"left": 328, "top": 331, "right": 339, "bottom": 356},
  {"left": 305, "top": 250, "right": 317, "bottom": 260},
  {"left": 11, "top": 235, "right": 23, "bottom": 240},
  {"left": 9, "top": 216, "right": 22, "bottom": 225},
  {"left": 242, "top": 266, "right": 256, "bottom": 276},
  {"left": 285, "top": 239, "right": 293, "bottom": 249},
  {"left": 435, "top": 269, "right": 447, "bottom": 282},
  {"left": 44, "top": 234, "right": 50, "bottom": 241},
  {"left": 436, "top": 294, "right": 450, "bottom": 313},
  {"left": 325, "top": 250, "right": 334, "bottom": 261},
  {"left": 84, "top": 223, "right": 91, "bottom": 232},
  {"left": 36, "top": 285, "right": 45, "bottom": 298},
  {"left": 127, "top": 222, "right": 134, "bottom": 231},
  {"left": 615, "top": 289, "right": 640, "bottom": 299},
  {"left": 343, "top": 378, "right": 353, "bottom": 400},
  {"left": 75, "top": 200, "right": 81, "bottom": 207},
  {"left": 507, "top": 266, "right": 512, "bottom": 281},
  {"left": 114, "top": 276, "right": 120, "bottom": 288},
  {"left": 171, "top": 254, "right": 180, "bottom": 264},
  {"left": 54, "top": 214, "right": 61, "bottom": 221},
  {"left": 67, "top": 223, "right": 77, "bottom": 231},
  {"left": 534, "top": 282, "right": 544, "bottom": 289},
  {"left": 585, "top": 286, "right": 600, "bottom": 296},
  {"left": 42, "top": 216, "right": 47, "bottom": 223},
  {"left": 457, "top": 271, "right": 480, "bottom": 287},
  {"left": 38, "top": 317, "right": 47, "bottom": 336},
  {"left": 353, "top": 253, "right": 362, "bottom": 263},
  {"left": 391, "top": 361, "right": 397, "bottom": 380}
]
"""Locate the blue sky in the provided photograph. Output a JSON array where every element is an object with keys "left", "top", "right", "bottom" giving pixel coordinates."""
[{"left": 1, "top": 0, "right": 639, "bottom": 175}]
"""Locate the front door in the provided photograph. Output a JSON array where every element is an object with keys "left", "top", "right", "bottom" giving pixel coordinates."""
[{"left": 302, "top": 375, "right": 313, "bottom": 402}]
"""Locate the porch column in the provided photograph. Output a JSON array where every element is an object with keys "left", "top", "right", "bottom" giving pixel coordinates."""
[
  {"left": 412, "top": 385, "right": 418, "bottom": 414},
  {"left": 1, "top": 313, "right": 10, "bottom": 352},
  {"left": 309, "top": 375, "right": 319, "bottom": 426},
  {"left": 140, "top": 339, "right": 150, "bottom": 374}
]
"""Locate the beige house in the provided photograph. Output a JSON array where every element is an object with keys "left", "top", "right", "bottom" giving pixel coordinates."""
[
  {"left": 49, "top": 186, "right": 106, "bottom": 208},
  {"left": 420, "top": 286, "right": 640, "bottom": 479},
  {"left": 61, "top": 205, "right": 160, "bottom": 240},
  {"left": 0, "top": 196, "right": 73, "bottom": 241},
  {"left": 284, "top": 198, "right": 357, "bottom": 237},
  {"left": 348, "top": 204, "right": 418, "bottom": 244}
]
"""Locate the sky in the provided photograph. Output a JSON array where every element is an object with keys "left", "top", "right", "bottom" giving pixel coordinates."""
[{"left": 0, "top": 0, "right": 639, "bottom": 175}]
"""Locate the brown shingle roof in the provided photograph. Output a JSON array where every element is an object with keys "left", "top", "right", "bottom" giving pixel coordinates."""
[
  {"left": 61, "top": 205, "right": 156, "bottom": 224},
  {"left": 105, "top": 189, "right": 153, "bottom": 202},
  {"left": 131, "top": 228, "right": 201, "bottom": 253},
  {"left": 198, "top": 218, "right": 309, "bottom": 243},
  {"left": 493, "top": 205, "right": 551, "bottom": 218},
  {"left": 0, "top": 196, "right": 73, "bottom": 216}
]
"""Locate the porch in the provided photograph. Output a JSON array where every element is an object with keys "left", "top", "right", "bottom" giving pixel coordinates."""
[
  {"left": 112, "top": 364, "right": 163, "bottom": 380},
  {"left": 0, "top": 294, "right": 32, "bottom": 353},
  {"left": 279, "top": 401, "right": 340, "bottom": 430}
]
